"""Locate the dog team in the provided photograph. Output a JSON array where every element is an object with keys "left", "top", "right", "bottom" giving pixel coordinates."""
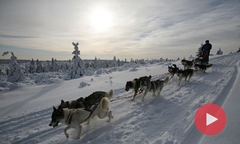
[{"left": 49, "top": 58, "right": 212, "bottom": 139}]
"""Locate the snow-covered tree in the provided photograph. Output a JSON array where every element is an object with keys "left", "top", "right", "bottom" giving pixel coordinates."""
[
  {"left": 196, "top": 43, "right": 203, "bottom": 57},
  {"left": 130, "top": 58, "right": 134, "bottom": 63},
  {"left": 189, "top": 55, "right": 194, "bottom": 60},
  {"left": 216, "top": 48, "right": 223, "bottom": 55},
  {"left": 36, "top": 59, "right": 43, "bottom": 73},
  {"left": 2, "top": 51, "right": 24, "bottom": 82},
  {"left": 69, "top": 42, "right": 85, "bottom": 78},
  {"left": 110, "top": 56, "right": 117, "bottom": 67},
  {"left": 94, "top": 56, "right": 99, "bottom": 69},
  {"left": 117, "top": 59, "right": 121, "bottom": 66},
  {"left": 29, "top": 58, "right": 35, "bottom": 73},
  {"left": 44, "top": 60, "right": 50, "bottom": 72},
  {"left": 50, "top": 58, "right": 59, "bottom": 72}
]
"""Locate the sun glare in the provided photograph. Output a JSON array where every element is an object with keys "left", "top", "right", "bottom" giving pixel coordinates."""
[{"left": 90, "top": 8, "right": 112, "bottom": 32}]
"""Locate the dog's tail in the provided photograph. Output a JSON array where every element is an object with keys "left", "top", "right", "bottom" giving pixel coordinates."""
[
  {"left": 105, "top": 89, "right": 113, "bottom": 99},
  {"left": 99, "top": 97, "right": 109, "bottom": 110},
  {"left": 163, "top": 76, "right": 170, "bottom": 84}
]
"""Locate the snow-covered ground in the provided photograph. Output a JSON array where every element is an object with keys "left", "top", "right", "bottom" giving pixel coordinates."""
[{"left": 0, "top": 53, "right": 239, "bottom": 144}]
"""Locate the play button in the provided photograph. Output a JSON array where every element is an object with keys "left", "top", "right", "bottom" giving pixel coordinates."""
[
  {"left": 194, "top": 103, "right": 227, "bottom": 136},
  {"left": 206, "top": 113, "right": 218, "bottom": 126}
]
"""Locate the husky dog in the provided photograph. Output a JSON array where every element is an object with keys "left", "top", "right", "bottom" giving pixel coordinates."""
[
  {"left": 125, "top": 75, "right": 151, "bottom": 101},
  {"left": 176, "top": 69, "right": 198, "bottom": 86},
  {"left": 168, "top": 64, "right": 179, "bottom": 79},
  {"left": 181, "top": 59, "right": 194, "bottom": 70},
  {"left": 82, "top": 89, "right": 113, "bottom": 111},
  {"left": 49, "top": 97, "right": 113, "bottom": 139},
  {"left": 194, "top": 63, "right": 212, "bottom": 73},
  {"left": 141, "top": 76, "right": 170, "bottom": 102},
  {"left": 60, "top": 100, "right": 85, "bottom": 109}
]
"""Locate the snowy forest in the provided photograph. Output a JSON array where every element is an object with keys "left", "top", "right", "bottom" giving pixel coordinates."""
[
  {"left": 1, "top": 42, "right": 239, "bottom": 92},
  {"left": 0, "top": 42, "right": 177, "bottom": 91}
]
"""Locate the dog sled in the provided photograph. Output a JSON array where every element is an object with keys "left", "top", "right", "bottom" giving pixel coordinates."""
[{"left": 194, "top": 51, "right": 212, "bottom": 71}]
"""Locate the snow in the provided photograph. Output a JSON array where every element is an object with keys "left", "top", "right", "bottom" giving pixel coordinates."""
[
  {"left": 199, "top": 60, "right": 240, "bottom": 144},
  {"left": 0, "top": 53, "right": 240, "bottom": 144}
]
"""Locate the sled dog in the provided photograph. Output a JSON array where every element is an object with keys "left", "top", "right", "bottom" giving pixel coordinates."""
[
  {"left": 176, "top": 69, "right": 198, "bottom": 86},
  {"left": 49, "top": 97, "right": 113, "bottom": 139},
  {"left": 141, "top": 76, "right": 169, "bottom": 102},
  {"left": 60, "top": 100, "right": 85, "bottom": 109},
  {"left": 194, "top": 63, "right": 212, "bottom": 72},
  {"left": 168, "top": 64, "right": 179, "bottom": 79},
  {"left": 125, "top": 75, "right": 151, "bottom": 101},
  {"left": 79, "top": 89, "right": 113, "bottom": 111},
  {"left": 181, "top": 59, "right": 194, "bottom": 70}
]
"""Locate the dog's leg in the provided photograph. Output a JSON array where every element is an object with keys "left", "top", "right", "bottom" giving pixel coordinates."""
[
  {"left": 76, "top": 125, "right": 82, "bottom": 139},
  {"left": 64, "top": 125, "right": 71, "bottom": 138},
  {"left": 132, "top": 90, "right": 138, "bottom": 101},
  {"left": 152, "top": 91, "right": 156, "bottom": 97},
  {"left": 107, "top": 111, "right": 113, "bottom": 122},
  {"left": 169, "top": 74, "right": 174, "bottom": 80},
  {"left": 142, "top": 91, "right": 148, "bottom": 102},
  {"left": 157, "top": 90, "right": 161, "bottom": 96},
  {"left": 157, "top": 87, "right": 163, "bottom": 96},
  {"left": 85, "top": 115, "right": 93, "bottom": 125},
  {"left": 188, "top": 73, "right": 193, "bottom": 81},
  {"left": 178, "top": 77, "right": 182, "bottom": 86}
]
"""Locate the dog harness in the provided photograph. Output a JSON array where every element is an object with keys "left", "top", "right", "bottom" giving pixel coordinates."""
[
  {"left": 65, "top": 103, "right": 100, "bottom": 125},
  {"left": 65, "top": 109, "right": 75, "bottom": 125},
  {"left": 82, "top": 103, "right": 99, "bottom": 123}
]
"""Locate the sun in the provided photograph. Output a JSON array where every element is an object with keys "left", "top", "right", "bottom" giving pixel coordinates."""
[{"left": 90, "top": 8, "right": 112, "bottom": 32}]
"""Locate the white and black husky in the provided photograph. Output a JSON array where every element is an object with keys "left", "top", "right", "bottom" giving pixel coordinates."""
[
  {"left": 168, "top": 64, "right": 179, "bottom": 79},
  {"left": 181, "top": 59, "right": 194, "bottom": 70},
  {"left": 176, "top": 69, "right": 198, "bottom": 86},
  {"left": 141, "top": 76, "right": 170, "bottom": 102},
  {"left": 49, "top": 97, "right": 113, "bottom": 139},
  {"left": 125, "top": 75, "right": 152, "bottom": 101}
]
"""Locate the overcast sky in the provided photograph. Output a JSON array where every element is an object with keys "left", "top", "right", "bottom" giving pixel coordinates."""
[{"left": 0, "top": 0, "right": 240, "bottom": 60}]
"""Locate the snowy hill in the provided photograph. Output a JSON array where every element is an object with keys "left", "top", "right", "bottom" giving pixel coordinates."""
[{"left": 0, "top": 53, "right": 240, "bottom": 144}]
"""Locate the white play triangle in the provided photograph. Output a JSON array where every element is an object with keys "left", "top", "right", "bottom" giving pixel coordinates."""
[{"left": 206, "top": 113, "right": 218, "bottom": 126}]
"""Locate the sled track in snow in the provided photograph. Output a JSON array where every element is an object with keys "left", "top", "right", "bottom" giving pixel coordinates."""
[
  {"left": 181, "top": 57, "right": 240, "bottom": 144},
  {"left": 0, "top": 107, "right": 65, "bottom": 144}
]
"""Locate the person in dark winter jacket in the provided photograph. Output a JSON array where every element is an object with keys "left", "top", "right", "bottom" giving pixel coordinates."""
[{"left": 201, "top": 40, "right": 212, "bottom": 63}]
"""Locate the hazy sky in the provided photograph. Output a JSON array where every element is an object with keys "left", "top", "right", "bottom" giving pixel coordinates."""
[{"left": 0, "top": 0, "right": 240, "bottom": 60}]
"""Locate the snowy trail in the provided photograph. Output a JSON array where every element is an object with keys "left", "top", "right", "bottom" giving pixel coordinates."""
[
  {"left": 199, "top": 60, "right": 240, "bottom": 144},
  {"left": 181, "top": 58, "right": 239, "bottom": 144},
  {"left": 0, "top": 53, "right": 240, "bottom": 144}
]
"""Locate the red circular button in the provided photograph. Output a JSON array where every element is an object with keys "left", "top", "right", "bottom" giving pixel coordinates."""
[{"left": 194, "top": 103, "right": 227, "bottom": 136}]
